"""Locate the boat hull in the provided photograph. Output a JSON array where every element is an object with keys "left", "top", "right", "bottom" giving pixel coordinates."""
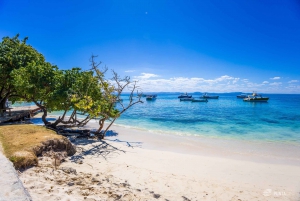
[
  {"left": 178, "top": 95, "right": 192, "bottom": 98},
  {"left": 243, "top": 98, "right": 269, "bottom": 102}
]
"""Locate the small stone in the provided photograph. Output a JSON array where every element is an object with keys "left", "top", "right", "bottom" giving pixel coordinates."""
[
  {"left": 153, "top": 194, "right": 161, "bottom": 199},
  {"left": 91, "top": 178, "right": 99, "bottom": 182},
  {"left": 67, "top": 182, "right": 75, "bottom": 186},
  {"left": 60, "top": 167, "right": 77, "bottom": 174}
]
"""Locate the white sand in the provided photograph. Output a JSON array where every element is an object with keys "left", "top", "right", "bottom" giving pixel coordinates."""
[{"left": 19, "top": 122, "right": 300, "bottom": 201}]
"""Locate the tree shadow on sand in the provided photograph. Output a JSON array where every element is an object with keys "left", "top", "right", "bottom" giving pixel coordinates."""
[{"left": 69, "top": 135, "right": 143, "bottom": 163}]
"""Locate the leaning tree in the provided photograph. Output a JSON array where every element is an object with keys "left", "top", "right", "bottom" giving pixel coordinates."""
[{"left": 71, "top": 55, "right": 143, "bottom": 137}]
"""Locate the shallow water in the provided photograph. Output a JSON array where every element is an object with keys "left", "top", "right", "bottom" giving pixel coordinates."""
[
  {"left": 16, "top": 93, "right": 300, "bottom": 144},
  {"left": 114, "top": 93, "right": 300, "bottom": 144}
]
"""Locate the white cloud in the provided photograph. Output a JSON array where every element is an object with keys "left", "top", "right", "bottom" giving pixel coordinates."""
[
  {"left": 125, "top": 73, "right": 299, "bottom": 93},
  {"left": 125, "top": 70, "right": 135, "bottom": 73},
  {"left": 269, "top": 82, "right": 282, "bottom": 86},
  {"left": 133, "top": 75, "right": 245, "bottom": 92},
  {"left": 270, "top": 76, "right": 281, "bottom": 80},
  {"left": 134, "top": 73, "right": 159, "bottom": 80},
  {"left": 288, "top": 80, "right": 299, "bottom": 83}
]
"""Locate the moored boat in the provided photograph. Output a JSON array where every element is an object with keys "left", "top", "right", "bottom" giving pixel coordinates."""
[
  {"left": 180, "top": 97, "right": 194, "bottom": 101},
  {"left": 200, "top": 93, "right": 219, "bottom": 99},
  {"left": 243, "top": 92, "right": 269, "bottom": 102},
  {"left": 178, "top": 92, "right": 192, "bottom": 98},
  {"left": 146, "top": 95, "right": 157, "bottom": 100}
]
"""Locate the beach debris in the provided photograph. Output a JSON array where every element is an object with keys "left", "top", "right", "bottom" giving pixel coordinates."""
[
  {"left": 153, "top": 193, "right": 161, "bottom": 199},
  {"left": 67, "top": 182, "right": 75, "bottom": 186},
  {"left": 182, "top": 196, "right": 191, "bottom": 201},
  {"left": 60, "top": 167, "right": 77, "bottom": 174},
  {"left": 91, "top": 177, "right": 100, "bottom": 183}
]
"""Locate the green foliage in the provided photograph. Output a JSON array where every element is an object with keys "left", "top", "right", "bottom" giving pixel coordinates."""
[
  {"left": 1, "top": 35, "right": 140, "bottom": 132},
  {"left": 0, "top": 34, "right": 45, "bottom": 104}
]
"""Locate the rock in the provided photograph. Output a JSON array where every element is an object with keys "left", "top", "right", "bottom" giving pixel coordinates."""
[
  {"left": 91, "top": 178, "right": 99, "bottom": 182},
  {"left": 60, "top": 167, "right": 77, "bottom": 174},
  {"left": 153, "top": 193, "right": 161, "bottom": 199},
  {"left": 67, "top": 182, "right": 75, "bottom": 186}
]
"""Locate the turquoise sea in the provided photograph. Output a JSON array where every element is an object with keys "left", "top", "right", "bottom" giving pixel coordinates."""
[
  {"left": 16, "top": 93, "right": 300, "bottom": 144},
  {"left": 114, "top": 93, "right": 300, "bottom": 144}
]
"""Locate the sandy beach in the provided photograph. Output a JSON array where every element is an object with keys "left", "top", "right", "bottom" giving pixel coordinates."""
[{"left": 19, "top": 121, "right": 300, "bottom": 201}]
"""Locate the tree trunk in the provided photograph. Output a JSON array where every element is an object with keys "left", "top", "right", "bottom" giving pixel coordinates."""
[
  {"left": 0, "top": 97, "right": 7, "bottom": 111},
  {"left": 96, "top": 118, "right": 106, "bottom": 134},
  {"left": 41, "top": 108, "right": 50, "bottom": 126},
  {"left": 102, "top": 117, "right": 117, "bottom": 137}
]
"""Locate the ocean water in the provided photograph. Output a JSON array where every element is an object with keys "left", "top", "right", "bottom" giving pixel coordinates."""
[
  {"left": 14, "top": 93, "right": 300, "bottom": 144},
  {"left": 114, "top": 93, "right": 300, "bottom": 144}
]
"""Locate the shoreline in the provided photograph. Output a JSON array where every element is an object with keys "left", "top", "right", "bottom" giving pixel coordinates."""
[
  {"left": 20, "top": 115, "right": 300, "bottom": 200},
  {"left": 32, "top": 115, "right": 300, "bottom": 165},
  {"left": 42, "top": 114, "right": 300, "bottom": 146}
]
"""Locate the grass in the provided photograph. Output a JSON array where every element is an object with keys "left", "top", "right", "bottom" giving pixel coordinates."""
[{"left": 0, "top": 124, "right": 64, "bottom": 169}]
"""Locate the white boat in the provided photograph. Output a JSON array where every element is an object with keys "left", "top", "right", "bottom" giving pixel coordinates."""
[
  {"left": 146, "top": 95, "right": 157, "bottom": 101},
  {"left": 200, "top": 93, "right": 219, "bottom": 99},
  {"left": 237, "top": 93, "right": 248, "bottom": 98},
  {"left": 243, "top": 92, "right": 269, "bottom": 102},
  {"left": 178, "top": 93, "right": 192, "bottom": 98}
]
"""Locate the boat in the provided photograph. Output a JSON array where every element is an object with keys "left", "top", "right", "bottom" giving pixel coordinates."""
[
  {"left": 178, "top": 92, "right": 192, "bottom": 98},
  {"left": 243, "top": 92, "right": 269, "bottom": 102},
  {"left": 146, "top": 95, "right": 157, "bottom": 100},
  {"left": 180, "top": 98, "right": 194, "bottom": 101},
  {"left": 200, "top": 93, "right": 219, "bottom": 99},
  {"left": 192, "top": 99, "right": 208, "bottom": 102},
  {"left": 237, "top": 93, "right": 248, "bottom": 98}
]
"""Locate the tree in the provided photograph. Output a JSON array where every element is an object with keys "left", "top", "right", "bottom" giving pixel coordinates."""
[
  {"left": 0, "top": 34, "right": 45, "bottom": 111},
  {"left": 89, "top": 55, "right": 143, "bottom": 137},
  {"left": 2, "top": 35, "right": 143, "bottom": 136}
]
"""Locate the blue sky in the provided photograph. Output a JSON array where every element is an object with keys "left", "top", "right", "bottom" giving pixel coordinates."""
[{"left": 1, "top": 0, "right": 300, "bottom": 93}]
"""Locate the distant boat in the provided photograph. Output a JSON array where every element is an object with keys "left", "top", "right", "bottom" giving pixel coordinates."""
[
  {"left": 200, "top": 93, "right": 219, "bottom": 99},
  {"left": 192, "top": 99, "right": 208, "bottom": 102},
  {"left": 237, "top": 93, "right": 248, "bottom": 98},
  {"left": 146, "top": 95, "right": 157, "bottom": 101},
  {"left": 180, "top": 97, "right": 194, "bottom": 101},
  {"left": 178, "top": 93, "right": 192, "bottom": 98},
  {"left": 243, "top": 92, "right": 269, "bottom": 102}
]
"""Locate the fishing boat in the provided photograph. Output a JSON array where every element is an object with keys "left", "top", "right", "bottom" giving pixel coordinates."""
[
  {"left": 178, "top": 92, "right": 192, "bottom": 98},
  {"left": 146, "top": 95, "right": 157, "bottom": 101},
  {"left": 180, "top": 97, "right": 194, "bottom": 101},
  {"left": 237, "top": 93, "right": 248, "bottom": 98},
  {"left": 192, "top": 99, "right": 208, "bottom": 102},
  {"left": 200, "top": 93, "right": 219, "bottom": 99},
  {"left": 243, "top": 92, "right": 269, "bottom": 102}
]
